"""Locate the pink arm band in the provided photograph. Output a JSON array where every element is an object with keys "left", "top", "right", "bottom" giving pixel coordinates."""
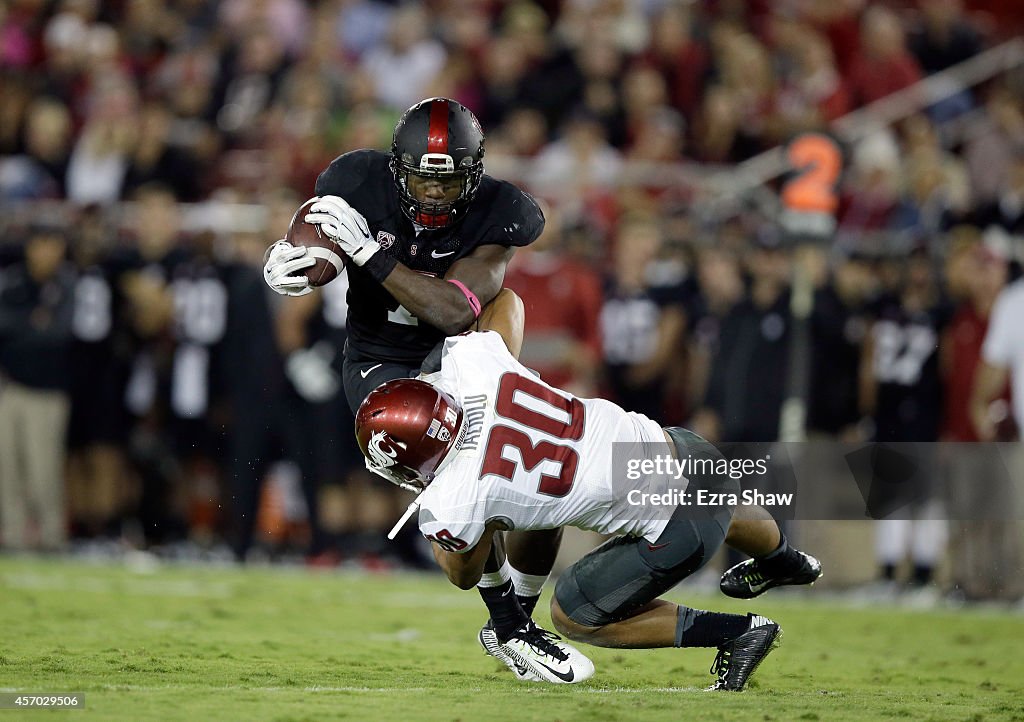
[{"left": 447, "top": 279, "right": 482, "bottom": 319}]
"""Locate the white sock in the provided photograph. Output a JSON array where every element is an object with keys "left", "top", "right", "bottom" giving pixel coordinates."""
[
  {"left": 911, "top": 516, "right": 948, "bottom": 568},
  {"left": 509, "top": 565, "right": 548, "bottom": 598},
  {"left": 875, "top": 519, "right": 910, "bottom": 567},
  {"left": 478, "top": 559, "right": 512, "bottom": 589}
]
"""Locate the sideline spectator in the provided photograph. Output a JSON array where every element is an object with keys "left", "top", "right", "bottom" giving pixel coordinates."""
[
  {"left": 848, "top": 6, "right": 923, "bottom": 107},
  {"left": 504, "top": 202, "right": 603, "bottom": 396},
  {"left": 692, "top": 233, "right": 793, "bottom": 443},
  {"left": 861, "top": 248, "right": 951, "bottom": 597},
  {"left": 972, "top": 261, "right": 1024, "bottom": 440},
  {"left": 0, "top": 224, "right": 75, "bottom": 551},
  {"left": 943, "top": 237, "right": 1021, "bottom": 601},
  {"left": 599, "top": 216, "right": 685, "bottom": 422}
]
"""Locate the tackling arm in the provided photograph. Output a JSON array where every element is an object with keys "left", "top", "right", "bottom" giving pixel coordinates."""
[
  {"left": 431, "top": 521, "right": 509, "bottom": 590},
  {"left": 474, "top": 287, "right": 524, "bottom": 359}
]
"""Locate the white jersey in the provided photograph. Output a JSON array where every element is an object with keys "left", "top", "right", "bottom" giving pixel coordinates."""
[
  {"left": 983, "top": 279, "right": 1024, "bottom": 427},
  {"left": 416, "top": 331, "right": 671, "bottom": 553}
]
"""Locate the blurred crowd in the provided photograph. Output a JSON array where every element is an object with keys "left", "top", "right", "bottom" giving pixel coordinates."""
[
  {"left": 1, "top": 0, "right": 1022, "bottom": 204},
  {"left": 1, "top": 0, "right": 1024, "bottom": 602}
]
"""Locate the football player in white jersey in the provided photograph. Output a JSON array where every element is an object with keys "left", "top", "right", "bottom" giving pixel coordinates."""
[{"left": 354, "top": 325, "right": 822, "bottom": 690}]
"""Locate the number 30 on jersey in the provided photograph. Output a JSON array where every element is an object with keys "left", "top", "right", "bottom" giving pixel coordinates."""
[{"left": 479, "top": 373, "right": 585, "bottom": 497}]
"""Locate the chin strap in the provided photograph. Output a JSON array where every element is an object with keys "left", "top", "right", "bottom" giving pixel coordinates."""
[
  {"left": 380, "top": 416, "right": 467, "bottom": 541},
  {"left": 387, "top": 498, "right": 422, "bottom": 540}
]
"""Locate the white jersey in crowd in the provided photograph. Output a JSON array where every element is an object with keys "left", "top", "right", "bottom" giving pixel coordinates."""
[
  {"left": 983, "top": 279, "right": 1024, "bottom": 428},
  {"left": 415, "top": 331, "right": 671, "bottom": 553}
]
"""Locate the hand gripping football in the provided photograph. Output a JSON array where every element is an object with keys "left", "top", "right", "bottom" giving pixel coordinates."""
[{"left": 286, "top": 198, "right": 347, "bottom": 287}]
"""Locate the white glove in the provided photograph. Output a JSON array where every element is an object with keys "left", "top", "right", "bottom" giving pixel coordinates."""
[
  {"left": 304, "top": 195, "right": 380, "bottom": 266},
  {"left": 264, "top": 239, "right": 315, "bottom": 296}
]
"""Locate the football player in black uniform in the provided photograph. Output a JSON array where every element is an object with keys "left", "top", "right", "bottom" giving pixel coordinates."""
[
  {"left": 862, "top": 248, "right": 951, "bottom": 594},
  {"left": 262, "top": 98, "right": 584, "bottom": 681}
]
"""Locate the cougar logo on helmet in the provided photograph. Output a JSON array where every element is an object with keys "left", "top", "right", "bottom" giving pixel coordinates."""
[
  {"left": 367, "top": 430, "right": 403, "bottom": 469},
  {"left": 355, "top": 378, "right": 466, "bottom": 490}
]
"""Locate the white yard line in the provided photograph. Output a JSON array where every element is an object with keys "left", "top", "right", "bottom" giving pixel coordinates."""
[{"left": 0, "top": 685, "right": 704, "bottom": 695}]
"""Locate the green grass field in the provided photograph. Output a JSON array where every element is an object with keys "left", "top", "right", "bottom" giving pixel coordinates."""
[{"left": 1, "top": 556, "right": 1023, "bottom": 722}]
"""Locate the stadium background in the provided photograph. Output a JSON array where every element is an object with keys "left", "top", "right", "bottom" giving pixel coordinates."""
[{"left": 1, "top": 0, "right": 1024, "bottom": 613}]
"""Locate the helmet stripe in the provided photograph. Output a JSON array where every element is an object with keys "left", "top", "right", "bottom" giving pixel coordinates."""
[{"left": 427, "top": 99, "right": 449, "bottom": 155}]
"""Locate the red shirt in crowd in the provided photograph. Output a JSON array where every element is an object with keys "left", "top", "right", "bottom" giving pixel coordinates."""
[
  {"left": 942, "top": 302, "right": 1010, "bottom": 441},
  {"left": 848, "top": 53, "right": 923, "bottom": 106},
  {"left": 503, "top": 253, "right": 603, "bottom": 390}
]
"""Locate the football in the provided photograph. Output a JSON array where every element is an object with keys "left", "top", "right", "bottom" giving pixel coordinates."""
[{"left": 286, "top": 198, "right": 347, "bottom": 287}]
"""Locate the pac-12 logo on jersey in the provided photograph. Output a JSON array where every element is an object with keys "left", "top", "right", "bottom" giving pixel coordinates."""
[
  {"left": 367, "top": 430, "right": 404, "bottom": 468},
  {"left": 377, "top": 231, "right": 396, "bottom": 249}
]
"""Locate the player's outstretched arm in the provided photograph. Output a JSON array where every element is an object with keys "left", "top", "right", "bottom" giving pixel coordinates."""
[{"left": 382, "top": 244, "right": 515, "bottom": 336}]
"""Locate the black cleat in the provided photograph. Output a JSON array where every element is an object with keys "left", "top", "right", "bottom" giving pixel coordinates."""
[
  {"left": 719, "top": 551, "right": 822, "bottom": 599},
  {"left": 708, "top": 614, "right": 782, "bottom": 691}
]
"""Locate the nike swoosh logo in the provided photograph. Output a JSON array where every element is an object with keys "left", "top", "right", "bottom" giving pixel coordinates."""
[
  {"left": 360, "top": 363, "right": 383, "bottom": 379},
  {"left": 537, "top": 661, "right": 574, "bottom": 683},
  {"left": 431, "top": 250, "right": 455, "bottom": 258},
  {"left": 747, "top": 579, "right": 771, "bottom": 594},
  {"left": 513, "top": 662, "right": 530, "bottom": 677},
  {"left": 647, "top": 542, "right": 671, "bottom": 552}
]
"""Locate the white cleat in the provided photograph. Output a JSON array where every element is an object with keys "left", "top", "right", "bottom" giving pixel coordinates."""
[
  {"left": 479, "top": 620, "right": 594, "bottom": 684},
  {"left": 480, "top": 621, "right": 540, "bottom": 681}
]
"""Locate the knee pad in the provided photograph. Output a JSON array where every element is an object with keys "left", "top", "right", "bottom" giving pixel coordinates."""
[
  {"left": 554, "top": 564, "right": 612, "bottom": 628},
  {"left": 638, "top": 517, "right": 706, "bottom": 575},
  {"left": 554, "top": 530, "right": 707, "bottom": 628}
]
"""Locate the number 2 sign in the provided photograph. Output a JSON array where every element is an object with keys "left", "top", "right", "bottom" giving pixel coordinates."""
[{"left": 780, "top": 133, "right": 843, "bottom": 237}]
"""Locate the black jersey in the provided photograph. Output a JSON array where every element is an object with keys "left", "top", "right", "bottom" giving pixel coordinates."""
[
  {"left": 704, "top": 292, "right": 793, "bottom": 442},
  {"left": 122, "top": 245, "right": 232, "bottom": 422},
  {"left": 314, "top": 149, "right": 544, "bottom": 364},
  {"left": 599, "top": 280, "right": 683, "bottom": 365},
  {"left": 870, "top": 295, "right": 952, "bottom": 442},
  {"left": 68, "top": 257, "right": 136, "bottom": 447},
  {"left": 808, "top": 284, "right": 871, "bottom": 434}
]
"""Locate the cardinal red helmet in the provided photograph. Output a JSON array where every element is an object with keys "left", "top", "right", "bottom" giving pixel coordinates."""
[
  {"left": 390, "top": 97, "right": 485, "bottom": 229},
  {"left": 355, "top": 378, "right": 465, "bottom": 490}
]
